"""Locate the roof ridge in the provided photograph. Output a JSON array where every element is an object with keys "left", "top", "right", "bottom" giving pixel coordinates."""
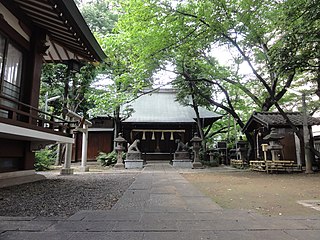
[{"left": 256, "top": 111, "right": 302, "bottom": 115}]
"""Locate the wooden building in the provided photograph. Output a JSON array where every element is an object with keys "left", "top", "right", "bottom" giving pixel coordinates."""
[
  {"left": 73, "top": 116, "right": 114, "bottom": 161},
  {"left": 0, "top": 1, "right": 105, "bottom": 180},
  {"left": 121, "top": 89, "right": 222, "bottom": 161},
  {"left": 242, "top": 112, "right": 320, "bottom": 166}
]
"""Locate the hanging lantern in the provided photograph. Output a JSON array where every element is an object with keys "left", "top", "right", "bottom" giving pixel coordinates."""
[
  {"left": 170, "top": 132, "right": 174, "bottom": 140},
  {"left": 151, "top": 131, "right": 155, "bottom": 140},
  {"left": 142, "top": 131, "right": 146, "bottom": 140},
  {"left": 161, "top": 131, "right": 165, "bottom": 140}
]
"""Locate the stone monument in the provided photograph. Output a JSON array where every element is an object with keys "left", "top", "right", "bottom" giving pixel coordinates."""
[
  {"left": 125, "top": 139, "right": 144, "bottom": 169},
  {"left": 172, "top": 139, "right": 192, "bottom": 168}
]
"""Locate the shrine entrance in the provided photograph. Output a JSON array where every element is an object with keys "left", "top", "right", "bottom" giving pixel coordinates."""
[{"left": 123, "top": 126, "right": 193, "bottom": 161}]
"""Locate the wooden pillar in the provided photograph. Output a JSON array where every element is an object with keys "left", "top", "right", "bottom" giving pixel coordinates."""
[
  {"left": 22, "top": 30, "right": 47, "bottom": 109},
  {"left": 24, "top": 142, "right": 35, "bottom": 170}
]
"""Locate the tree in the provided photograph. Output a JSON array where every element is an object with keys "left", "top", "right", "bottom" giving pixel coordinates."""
[
  {"left": 40, "top": 63, "right": 98, "bottom": 117},
  {"left": 270, "top": 0, "right": 320, "bottom": 98},
  {"left": 78, "top": 0, "right": 153, "bottom": 139},
  {"left": 113, "top": 0, "right": 319, "bottom": 156},
  {"left": 78, "top": 0, "right": 118, "bottom": 35}
]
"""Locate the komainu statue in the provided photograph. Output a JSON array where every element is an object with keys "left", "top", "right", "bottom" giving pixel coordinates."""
[
  {"left": 175, "top": 139, "right": 189, "bottom": 152},
  {"left": 128, "top": 139, "right": 140, "bottom": 153}
]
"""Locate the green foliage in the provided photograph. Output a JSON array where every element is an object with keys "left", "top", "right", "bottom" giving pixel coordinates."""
[
  {"left": 111, "top": 0, "right": 320, "bottom": 146},
  {"left": 34, "top": 148, "right": 56, "bottom": 171},
  {"left": 40, "top": 64, "right": 67, "bottom": 116},
  {"left": 79, "top": 0, "right": 118, "bottom": 35},
  {"left": 40, "top": 63, "right": 99, "bottom": 117},
  {"left": 79, "top": 0, "right": 318, "bottom": 148},
  {"left": 78, "top": 0, "right": 152, "bottom": 124},
  {"left": 96, "top": 151, "right": 126, "bottom": 166}
]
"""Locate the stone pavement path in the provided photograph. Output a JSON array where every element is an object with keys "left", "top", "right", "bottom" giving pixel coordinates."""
[{"left": 1, "top": 163, "right": 320, "bottom": 239}]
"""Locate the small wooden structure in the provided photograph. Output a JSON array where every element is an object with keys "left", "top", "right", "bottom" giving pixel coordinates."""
[{"left": 242, "top": 112, "right": 320, "bottom": 173}]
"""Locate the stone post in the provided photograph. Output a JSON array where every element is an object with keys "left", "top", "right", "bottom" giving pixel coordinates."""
[
  {"left": 60, "top": 142, "right": 74, "bottom": 175},
  {"left": 79, "top": 124, "right": 89, "bottom": 172},
  {"left": 60, "top": 116, "right": 74, "bottom": 175}
]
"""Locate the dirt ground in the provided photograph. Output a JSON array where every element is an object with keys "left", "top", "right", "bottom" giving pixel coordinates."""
[{"left": 183, "top": 170, "right": 320, "bottom": 217}]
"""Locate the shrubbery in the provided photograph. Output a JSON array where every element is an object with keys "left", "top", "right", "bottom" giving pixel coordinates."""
[
  {"left": 35, "top": 147, "right": 56, "bottom": 171},
  {"left": 96, "top": 151, "right": 126, "bottom": 166}
]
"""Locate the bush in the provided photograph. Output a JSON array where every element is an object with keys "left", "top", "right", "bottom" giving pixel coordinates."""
[
  {"left": 35, "top": 148, "right": 55, "bottom": 171},
  {"left": 96, "top": 151, "right": 126, "bottom": 166}
]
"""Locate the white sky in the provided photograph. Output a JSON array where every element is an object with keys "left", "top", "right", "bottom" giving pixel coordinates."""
[{"left": 152, "top": 45, "right": 253, "bottom": 88}]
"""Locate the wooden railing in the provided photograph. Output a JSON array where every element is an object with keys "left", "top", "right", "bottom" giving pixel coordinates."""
[{"left": 0, "top": 94, "right": 74, "bottom": 137}]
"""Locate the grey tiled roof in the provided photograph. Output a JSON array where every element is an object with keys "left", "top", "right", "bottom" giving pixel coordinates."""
[
  {"left": 122, "top": 89, "right": 222, "bottom": 123},
  {"left": 242, "top": 111, "right": 320, "bottom": 132},
  {"left": 254, "top": 112, "right": 320, "bottom": 126}
]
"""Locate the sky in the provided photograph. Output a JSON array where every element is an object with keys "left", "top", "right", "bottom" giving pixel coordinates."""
[{"left": 152, "top": 44, "right": 253, "bottom": 88}]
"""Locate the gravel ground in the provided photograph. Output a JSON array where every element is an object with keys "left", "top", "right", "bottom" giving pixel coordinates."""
[
  {"left": 183, "top": 171, "right": 320, "bottom": 216},
  {"left": 0, "top": 172, "right": 137, "bottom": 217}
]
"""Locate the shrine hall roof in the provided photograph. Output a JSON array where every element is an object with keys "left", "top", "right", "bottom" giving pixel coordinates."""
[
  {"left": 4, "top": 0, "right": 106, "bottom": 62},
  {"left": 242, "top": 111, "right": 320, "bottom": 133},
  {"left": 122, "top": 89, "right": 222, "bottom": 124}
]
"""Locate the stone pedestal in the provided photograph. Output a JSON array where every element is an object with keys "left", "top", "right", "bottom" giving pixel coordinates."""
[
  {"left": 60, "top": 168, "right": 74, "bottom": 175},
  {"left": 79, "top": 166, "right": 90, "bottom": 172},
  {"left": 192, "top": 162, "right": 203, "bottom": 169},
  {"left": 114, "top": 162, "right": 124, "bottom": 169},
  {"left": 125, "top": 159, "right": 144, "bottom": 169},
  {"left": 125, "top": 152, "right": 144, "bottom": 169},
  {"left": 172, "top": 152, "right": 192, "bottom": 168}
]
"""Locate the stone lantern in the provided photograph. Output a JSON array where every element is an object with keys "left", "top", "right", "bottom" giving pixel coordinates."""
[
  {"left": 263, "top": 128, "right": 284, "bottom": 161},
  {"left": 114, "top": 133, "right": 127, "bottom": 168},
  {"left": 191, "top": 132, "right": 203, "bottom": 168}
]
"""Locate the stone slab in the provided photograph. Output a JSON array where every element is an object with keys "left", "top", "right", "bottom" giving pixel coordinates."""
[
  {"left": 68, "top": 210, "right": 142, "bottom": 221},
  {"left": 285, "top": 230, "right": 320, "bottom": 240},
  {"left": 46, "top": 220, "right": 115, "bottom": 232},
  {"left": 69, "top": 232, "right": 144, "bottom": 240},
  {"left": 172, "top": 159, "right": 192, "bottom": 168},
  {"left": 0, "top": 220, "right": 55, "bottom": 232},
  {"left": 0, "top": 231, "right": 73, "bottom": 240},
  {"left": 125, "top": 159, "right": 144, "bottom": 169},
  {"left": 214, "top": 229, "right": 297, "bottom": 240}
]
